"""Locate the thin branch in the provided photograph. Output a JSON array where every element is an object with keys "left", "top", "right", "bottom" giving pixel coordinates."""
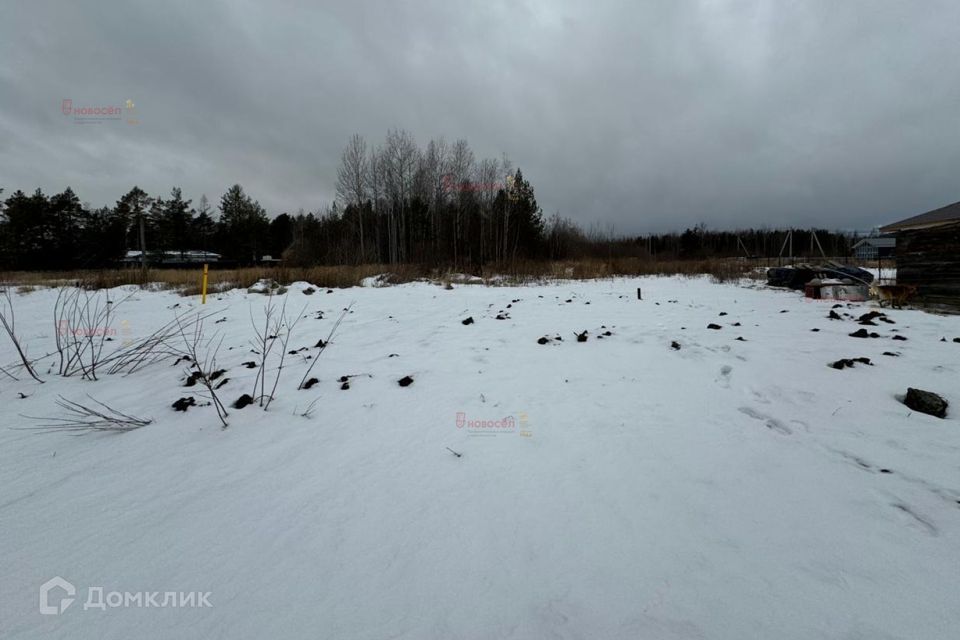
[
  {"left": 0, "top": 288, "right": 43, "bottom": 383},
  {"left": 18, "top": 395, "right": 152, "bottom": 434},
  {"left": 297, "top": 303, "right": 352, "bottom": 390}
]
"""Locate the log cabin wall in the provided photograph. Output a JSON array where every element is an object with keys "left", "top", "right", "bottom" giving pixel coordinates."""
[{"left": 895, "top": 221, "right": 960, "bottom": 308}]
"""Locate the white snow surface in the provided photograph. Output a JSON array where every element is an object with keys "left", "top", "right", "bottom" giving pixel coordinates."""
[{"left": 1, "top": 277, "right": 959, "bottom": 639}]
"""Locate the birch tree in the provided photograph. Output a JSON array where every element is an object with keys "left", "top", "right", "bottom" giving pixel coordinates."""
[{"left": 335, "top": 133, "right": 369, "bottom": 263}]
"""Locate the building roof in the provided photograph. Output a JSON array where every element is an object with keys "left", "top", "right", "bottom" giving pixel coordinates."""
[
  {"left": 880, "top": 200, "right": 960, "bottom": 233},
  {"left": 852, "top": 237, "right": 896, "bottom": 249}
]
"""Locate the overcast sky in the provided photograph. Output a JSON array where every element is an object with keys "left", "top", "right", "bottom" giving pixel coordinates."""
[{"left": 2, "top": 0, "right": 960, "bottom": 233}]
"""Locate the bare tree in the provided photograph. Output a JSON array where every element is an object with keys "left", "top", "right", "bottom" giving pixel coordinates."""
[
  {"left": 366, "top": 146, "right": 387, "bottom": 263},
  {"left": 335, "top": 133, "right": 369, "bottom": 263},
  {"left": 383, "top": 129, "right": 419, "bottom": 264},
  {"left": 499, "top": 153, "right": 514, "bottom": 263},
  {"left": 449, "top": 139, "right": 475, "bottom": 265},
  {"left": 423, "top": 137, "right": 450, "bottom": 256},
  {"left": 476, "top": 157, "right": 501, "bottom": 266}
]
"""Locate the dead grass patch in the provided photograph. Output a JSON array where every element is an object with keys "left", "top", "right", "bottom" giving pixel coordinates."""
[{"left": 0, "top": 259, "right": 759, "bottom": 293}]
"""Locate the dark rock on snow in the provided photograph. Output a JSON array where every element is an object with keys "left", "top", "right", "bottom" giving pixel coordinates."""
[
  {"left": 232, "top": 394, "right": 254, "bottom": 409},
  {"left": 829, "top": 357, "right": 872, "bottom": 370},
  {"left": 904, "top": 388, "right": 948, "bottom": 419},
  {"left": 172, "top": 397, "right": 196, "bottom": 412}
]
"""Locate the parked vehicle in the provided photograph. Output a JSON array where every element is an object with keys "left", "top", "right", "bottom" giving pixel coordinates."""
[{"left": 767, "top": 263, "right": 874, "bottom": 290}]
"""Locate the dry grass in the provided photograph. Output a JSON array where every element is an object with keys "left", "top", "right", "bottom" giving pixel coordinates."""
[
  {"left": 0, "top": 259, "right": 761, "bottom": 294},
  {"left": 0, "top": 264, "right": 432, "bottom": 295},
  {"left": 483, "top": 258, "right": 760, "bottom": 284}
]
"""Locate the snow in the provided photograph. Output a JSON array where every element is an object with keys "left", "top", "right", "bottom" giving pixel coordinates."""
[{"left": 1, "top": 276, "right": 959, "bottom": 639}]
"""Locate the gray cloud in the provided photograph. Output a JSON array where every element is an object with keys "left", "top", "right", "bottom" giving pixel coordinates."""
[{"left": 3, "top": 0, "right": 960, "bottom": 233}]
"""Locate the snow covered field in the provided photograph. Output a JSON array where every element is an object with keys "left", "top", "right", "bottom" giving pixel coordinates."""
[{"left": 2, "top": 276, "right": 959, "bottom": 639}]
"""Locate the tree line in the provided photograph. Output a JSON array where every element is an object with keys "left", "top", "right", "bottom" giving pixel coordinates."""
[
  {"left": 288, "top": 131, "right": 545, "bottom": 269},
  {"left": 0, "top": 184, "right": 291, "bottom": 270},
  {"left": 0, "top": 130, "right": 858, "bottom": 271}
]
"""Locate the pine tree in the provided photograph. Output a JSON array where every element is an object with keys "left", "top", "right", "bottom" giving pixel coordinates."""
[
  {"left": 504, "top": 169, "right": 544, "bottom": 260},
  {"left": 192, "top": 194, "right": 217, "bottom": 253},
  {"left": 219, "top": 184, "right": 269, "bottom": 264},
  {"left": 115, "top": 187, "right": 153, "bottom": 267},
  {"left": 2, "top": 189, "right": 46, "bottom": 268},
  {"left": 47, "top": 187, "right": 86, "bottom": 268},
  {"left": 157, "top": 187, "right": 194, "bottom": 258}
]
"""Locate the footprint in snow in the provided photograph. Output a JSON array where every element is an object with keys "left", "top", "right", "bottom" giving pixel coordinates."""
[
  {"left": 891, "top": 502, "right": 938, "bottom": 536},
  {"left": 737, "top": 406, "right": 792, "bottom": 435},
  {"left": 716, "top": 365, "right": 733, "bottom": 388}
]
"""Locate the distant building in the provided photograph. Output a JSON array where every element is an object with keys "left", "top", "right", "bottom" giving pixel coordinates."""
[
  {"left": 880, "top": 201, "right": 960, "bottom": 307},
  {"left": 120, "top": 250, "right": 222, "bottom": 266},
  {"left": 851, "top": 236, "right": 896, "bottom": 260}
]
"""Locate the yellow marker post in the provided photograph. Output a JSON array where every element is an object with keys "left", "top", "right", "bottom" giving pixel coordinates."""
[{"left": 201, "top": 264, "right": 209, "bottom": 304}]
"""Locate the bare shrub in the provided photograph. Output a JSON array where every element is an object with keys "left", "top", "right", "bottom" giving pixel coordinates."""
[
  {"left": 21, "top": 395, "right": 152, "bottom": 434},
  {"left": 248, "top": 292, "right": 307, "bottom": 409},
  {"left": 297, "top": 304, "right": 351, "bottom": 390},
  {"left": 0, "top": 287, "right": 43, "bottom": 383},
  {"left": 53, "top": 287, "right": 134, "bottom": 380},
  {"left": 175, "top": 314, "right": 229, "bottom": 428},
  {"left": 102, "top": 311, "right": 216, "bottom": 376}
]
